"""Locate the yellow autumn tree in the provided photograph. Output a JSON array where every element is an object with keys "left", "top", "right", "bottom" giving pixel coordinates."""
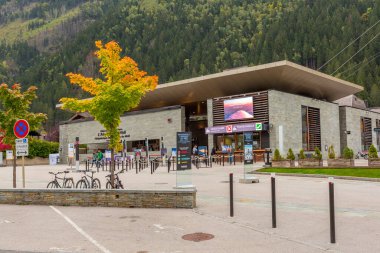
[{"left": 60, "top": 41, "right": 158, "bottom": 187}]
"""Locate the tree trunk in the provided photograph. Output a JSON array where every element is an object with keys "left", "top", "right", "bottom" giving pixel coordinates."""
[
  {"left": 13, "top": 146, "right": 16, "bottom": 188},
  {"left": 111, "top": 148, "right": 115, "bottom": 188}
]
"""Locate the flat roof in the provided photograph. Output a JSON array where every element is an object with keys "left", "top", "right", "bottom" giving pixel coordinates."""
[
  {"left": 136, "top": 60, "right": 363, "bottom": 109},
  {"left": 57, "top": 61, "right": 364, "bottom": 110}
]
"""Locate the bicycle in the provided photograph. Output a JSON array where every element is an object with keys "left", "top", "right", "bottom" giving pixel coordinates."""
[
  {"left": 106, "top": 169, "right": 125, "bottom": 189},
  {"left": 47, "top": 171, "right": 75, "bottom": 188},
  {"left": 76, "top": 170, "right": 101, "bottom": 189}
]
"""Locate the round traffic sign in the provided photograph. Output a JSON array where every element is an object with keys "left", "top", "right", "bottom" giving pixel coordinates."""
[{"left": 13, "top": 119, "right": 30, "bottom": 139}]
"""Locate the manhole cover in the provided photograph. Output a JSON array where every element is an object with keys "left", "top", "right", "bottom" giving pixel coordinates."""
[{"left": 182, "top": 232, "right": 214, "bottom": 242}]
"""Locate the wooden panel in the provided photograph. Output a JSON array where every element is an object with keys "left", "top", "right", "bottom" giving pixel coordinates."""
[
  {"left": 212, "top": 91, "right": 269, "bottom": 125},
  {"left": 307, "top": 107, "right": 321, "bottom": 151},
  {"left": 363, "top": 117, "right": 372, "bottom": 149}
]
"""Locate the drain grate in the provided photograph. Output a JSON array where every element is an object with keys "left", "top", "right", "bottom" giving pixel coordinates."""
[{"left": 182, "top": 232, "right": 215, "bottom": 242}]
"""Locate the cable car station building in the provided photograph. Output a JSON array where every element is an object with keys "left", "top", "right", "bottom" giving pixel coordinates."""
[{"left": 59, "top": 61, "right": 380, "bottom": 161}]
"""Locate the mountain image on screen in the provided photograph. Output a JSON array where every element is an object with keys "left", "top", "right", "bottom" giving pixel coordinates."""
[{"left": 224, "top": 97, "right": 254, "bottom": 121}]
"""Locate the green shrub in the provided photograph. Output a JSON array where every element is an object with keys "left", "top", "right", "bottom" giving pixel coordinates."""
[
  {"left": 28, "top": 138, "right": 59, "bottom": 158},
  {"left": 273, "top": 148, "right": 283, "bottom": 161},
  {"left": 299, "top": 149, "right": 306, "bottom": 159},
  {"left": 368, "top": 144, "right": 378, "bottom": 159},
  {"left": 342, "top": 146, "right": 354, "bottom": 159},
  {"left": 313, "top": 147, "right": 322, "bottom": 160},
  {"left": 286, "top": 148, "right": 295, "bottom": 160},
  {"left": 328, "top": 145, "right": 335, "bottom": 159}
]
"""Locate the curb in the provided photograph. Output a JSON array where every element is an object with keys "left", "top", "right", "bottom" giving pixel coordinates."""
[{"left": 252, "top": 172, "right": 380, "bottom": 182}]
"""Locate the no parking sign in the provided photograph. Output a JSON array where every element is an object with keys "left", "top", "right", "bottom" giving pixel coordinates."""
[{"left": 13, "top": 119, "right": 30, "bottom": 139}]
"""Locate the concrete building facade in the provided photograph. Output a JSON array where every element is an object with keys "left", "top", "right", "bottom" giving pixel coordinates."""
[{"left": 58, "top": 61, "right": 380, "bottom": 162}]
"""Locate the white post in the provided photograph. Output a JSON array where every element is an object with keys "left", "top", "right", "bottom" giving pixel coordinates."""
[
  {"left": 279, "top": 125, "right": 284, "bottom": 154},
  {"left": 22, "top": 156, "right": 25, "bottom": 188}
]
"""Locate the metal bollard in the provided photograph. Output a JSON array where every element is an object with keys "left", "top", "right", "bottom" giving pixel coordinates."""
[
  {"left": 223, "top": 154, "right": 225, "bottom": 166},
  {"left": 329, "top": 177, "right": 336, "bottom": 243},
  {"left": 271, "top": 173, "right": 276, "bottom": 228},
  {"left": 230, "top": 173, "right": 234, "bottom": 217}
]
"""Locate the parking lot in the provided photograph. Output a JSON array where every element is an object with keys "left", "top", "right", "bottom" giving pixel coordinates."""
[{"left": 1, "top": 162, "right": 380, "bottom": 252}]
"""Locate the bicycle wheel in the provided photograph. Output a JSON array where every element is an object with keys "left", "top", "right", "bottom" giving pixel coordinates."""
[
  {"left": 64, "top": 178, "right": 75, "bottom": 189},
  {"left": 76, "top": 179, "right": 88, "bottom": 189},
  {"left": 106, "top": 181, "right": 113, "bottom": 189},
  {"left": 92, "top": 178, "right": 101, "bottom": 189},
  {"left": 47, "top": 181, "right": 58, "bottom": 188}
]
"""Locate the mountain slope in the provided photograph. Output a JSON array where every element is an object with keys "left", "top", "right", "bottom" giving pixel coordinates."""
[{"left": 0, "top": 0, "right": 379, "bottom": 129}]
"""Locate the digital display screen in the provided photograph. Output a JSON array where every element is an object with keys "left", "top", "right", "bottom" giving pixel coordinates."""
[{"left": 224, "top": 97, "right": 253, "bottom": 121}]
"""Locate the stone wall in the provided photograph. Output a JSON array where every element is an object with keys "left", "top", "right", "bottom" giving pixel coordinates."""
[
  {"left": 268, "top": 90, "right": 341, "bottom": 158},
  {"left": 340, "top": 106, "right": 380, "bottom": 154},
  {"left": 59, "top": 106, "right": 185, "bottom": 163},
  {"left": 0, "top": 189, "right": 196, "bottom": 209}
]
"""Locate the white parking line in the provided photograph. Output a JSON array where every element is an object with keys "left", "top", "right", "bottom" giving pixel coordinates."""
[{"left": 50, "top": 206, "right": 111, "bottom": 253}]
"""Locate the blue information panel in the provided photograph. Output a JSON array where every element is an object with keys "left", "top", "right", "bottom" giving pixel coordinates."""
[{"left": 176, "top": 132, "right": 192, "bottom": 170}]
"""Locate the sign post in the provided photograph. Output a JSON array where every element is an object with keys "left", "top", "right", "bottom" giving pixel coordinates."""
[
  {"left": 239, "top": 131, "right": 259, "bottom": 184},
  {"left": 13, "top": 119, "right": 30, "bottom": 189},
  {"left": 16, "top": 138, "right": 28, "bottom": 188},
  {"left": 175, "top": 132, "right": 193, "bottom": 188},
  {"left": 68, "top": 143, "right": 74, "bottom": 168}
]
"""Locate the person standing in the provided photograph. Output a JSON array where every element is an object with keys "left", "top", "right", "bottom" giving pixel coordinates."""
[{"left": 96, "top": 150, "right": 103, "bottom": 169}]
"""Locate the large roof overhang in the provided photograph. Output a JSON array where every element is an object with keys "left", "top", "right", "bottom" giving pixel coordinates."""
[
  {"left": 57, "top": 61, "right": 363, "bottom": 111},
  {"left": 136, "top": 60, "right": 363, "bottom": 110}
]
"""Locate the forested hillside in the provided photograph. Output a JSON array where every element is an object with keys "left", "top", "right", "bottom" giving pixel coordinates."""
[{"left": 0, "top": 0, "right": 379, "bottom": 131}]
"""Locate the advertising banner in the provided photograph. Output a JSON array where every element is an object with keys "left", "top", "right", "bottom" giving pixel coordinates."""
[
  {"left": 176, "top": 132, "right": 192, "bottom": 170},
  {"left": 244, "top": 132, "right": 253, "bottom": 165},
  {"left": 205, "top": 122, "right": 264, "bottom": 134}
]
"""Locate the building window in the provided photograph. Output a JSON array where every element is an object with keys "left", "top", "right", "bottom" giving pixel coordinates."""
[
  {"left": 126, "top": 139, "right": 160, "bottom": 152},
  {"left": 301, "top": 106, "right": 321, "bottom": 151},
  {"left": 361, "top": 117, "right": 372, "bottom": 151}
]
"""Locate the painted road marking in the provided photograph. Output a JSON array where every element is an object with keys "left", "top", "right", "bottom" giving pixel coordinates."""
[{"left": 50, "top": 206, "right": 111, "bottom": 253}]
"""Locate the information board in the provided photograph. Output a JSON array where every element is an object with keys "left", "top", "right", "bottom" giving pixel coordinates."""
[
  {"left": 68, "top": 143, "right": 74, "bottom": 158},
  {"left": 176, "top": 132, "right": 192, "bottom": 170},
  {"left": 244, "top": 132, "right": 253, "bottom": 165},
  {"left": 15, "top": 138, "right": 28, "bottom": 157},
  {"left": 6, "top": 150, "right": 13, "bottom": 160}
]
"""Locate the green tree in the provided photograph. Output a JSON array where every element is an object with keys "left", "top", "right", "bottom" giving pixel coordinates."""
[
  {"left": 286, "top": 148, "right": 295, "bottom": 160},
  {"left": 368, "top": 144, "right": 378, "bottom": 159},
  {"left": 328, "top": 145, "right": 336, "bottom": 159},
  {"left": 0, "top": 84, "right": 47, "bottom": 188},
  {"left": 273, "top": 148, "right": 283, "bottom": 161},
  {"left": 60, "top": 41, "right": 158, "bottom": 187}
]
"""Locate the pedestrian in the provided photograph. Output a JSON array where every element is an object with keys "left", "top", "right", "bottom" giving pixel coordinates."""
[
  {"left": 193, "top": 145, "right": 198, "bottom": 156},
  {"left": 96, "top": 150, "right": 103, "bottom": 169}
]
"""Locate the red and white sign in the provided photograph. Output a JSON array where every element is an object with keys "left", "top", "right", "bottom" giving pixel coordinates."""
[
  {"left": 13, "top": 119, "right": 30, "bottom": 139},
  {"left": 226, "top": 125, "right": 233, "bottom": 133}
]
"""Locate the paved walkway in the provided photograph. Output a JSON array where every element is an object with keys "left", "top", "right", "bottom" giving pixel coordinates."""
[{"left": 0, "top": 162, "right": 380, "bottom": 252}]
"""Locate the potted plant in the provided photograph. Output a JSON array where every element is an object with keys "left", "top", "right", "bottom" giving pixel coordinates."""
[
  {"left": 327, "top": 146, "right": 354, "bottom": 167},
  {"left": 368, "top": 144, "right": 380, "bottom": 167},
  {"left": 298, "top": 147, "right": 323, "bottom": 167},
  {"left": 271, "top": 148, "right": 295, "bottom": 167}
]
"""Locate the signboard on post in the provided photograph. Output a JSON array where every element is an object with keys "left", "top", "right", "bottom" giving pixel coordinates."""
[
  {"left": 68, "top": 144, "right": 74, "bottom": 158},
  {"left": 16, "top": 138, "right": 29, "bottom": 157},
  {"left": 13, "top": 119, "right": 30, "bottom": 139},
  {"left": 176, "top": 132, "right": 192, "bottom": 170},
  {"left": 6, "top": 150, "right": 13, "bottom": 160},
  {"left": 244, "top": 132, "right": 253, "bottom": 165}
]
